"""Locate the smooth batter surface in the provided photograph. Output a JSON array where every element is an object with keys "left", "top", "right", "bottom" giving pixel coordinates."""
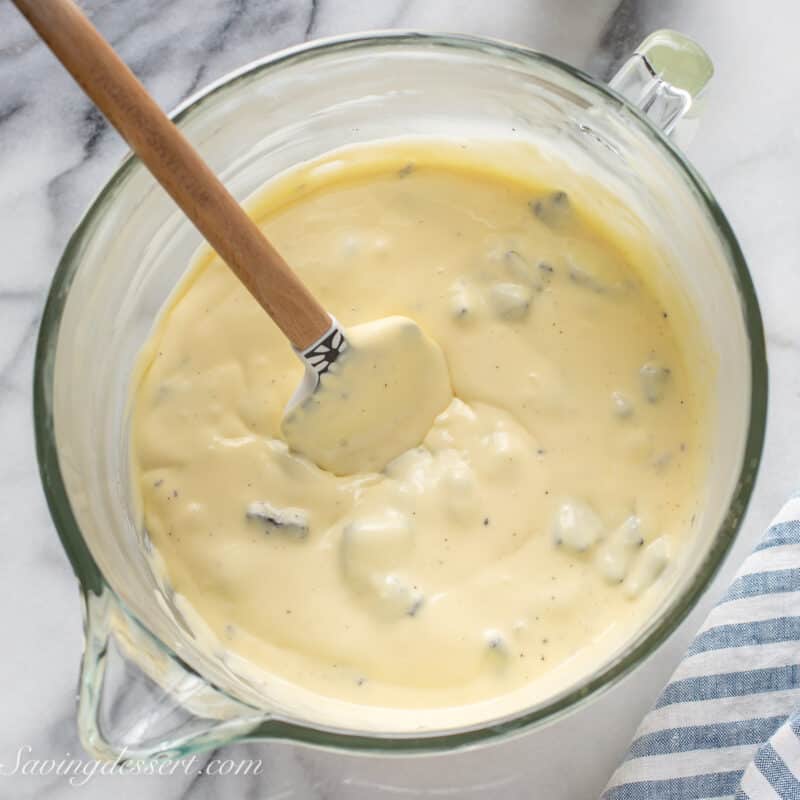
[{"left": 132, "top": 140, "right": 710, "bottom": 719}]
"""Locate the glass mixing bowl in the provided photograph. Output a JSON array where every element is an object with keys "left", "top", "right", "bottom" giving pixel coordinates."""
[{"left": 33, "top": 31, "right": 767, "bottom": 760}]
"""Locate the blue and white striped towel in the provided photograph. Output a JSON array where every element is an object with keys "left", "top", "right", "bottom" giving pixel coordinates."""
[{"left": 604, "top": 497, "right": 800, "bottom": 799}]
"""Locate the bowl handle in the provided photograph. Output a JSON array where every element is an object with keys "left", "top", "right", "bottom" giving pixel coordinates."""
[
  {"left": 610, "top": 29, "right": 714, "bottom": 146},
  {"left": 77, "top": 586, "right": 268, "bottom": 761}
]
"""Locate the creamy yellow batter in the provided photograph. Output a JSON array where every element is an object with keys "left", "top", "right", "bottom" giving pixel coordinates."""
[{"left": 131, "top": 140, "right": 709, "bottom": 716}]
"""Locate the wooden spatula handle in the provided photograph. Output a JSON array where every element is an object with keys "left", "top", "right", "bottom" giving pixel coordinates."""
[{"left": 14, "top": 0, "right": 331, "bottom": 350}]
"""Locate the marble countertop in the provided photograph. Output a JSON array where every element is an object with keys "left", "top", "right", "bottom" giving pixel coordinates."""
[{"left": 1, "top": 1, "right": 798, "bottom": 797}]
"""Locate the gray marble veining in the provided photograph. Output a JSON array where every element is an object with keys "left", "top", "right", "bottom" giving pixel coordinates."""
[{"left": 1, "top": 1, "right": 798, "bottom": 797}]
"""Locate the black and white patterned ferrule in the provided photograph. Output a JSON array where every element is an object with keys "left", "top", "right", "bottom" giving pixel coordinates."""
[{"left": 300, "top": 322, "right": 348, "bottom": 377}]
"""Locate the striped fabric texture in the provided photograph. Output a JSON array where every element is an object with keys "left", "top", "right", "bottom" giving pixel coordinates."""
[{"left": 604, "top": 498, "right": 800, "bottom": 800}]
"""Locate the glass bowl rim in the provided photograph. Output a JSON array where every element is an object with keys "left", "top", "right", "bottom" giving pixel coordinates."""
[{"left": 32, "top": 30, "right": 768, "bottom": 753}]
